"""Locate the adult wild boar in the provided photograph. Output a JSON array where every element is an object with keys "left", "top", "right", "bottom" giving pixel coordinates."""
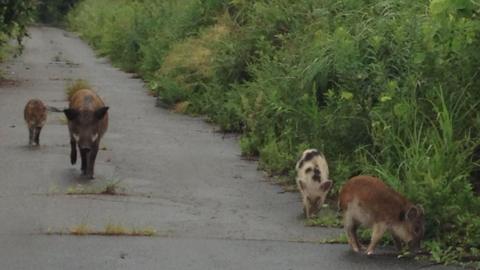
[
  {"left": 24, "top": 99, "right": 47, "bottom": 146},
  {"left": 296, "top": 149, "right": 333, "bottom": 218},
  {"left": 64, "top": 89, "right": 108, "bottom": 179},
  {"left": 338, "top": 175, "right": 425, "bottom": 255}
]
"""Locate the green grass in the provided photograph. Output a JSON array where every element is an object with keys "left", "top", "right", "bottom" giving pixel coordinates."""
[
  {"left": 305, "top": 214, "right": 342, "bottom": 228},
  {"left": 54, "top": 180, "right": 127, "bottom": 196}
]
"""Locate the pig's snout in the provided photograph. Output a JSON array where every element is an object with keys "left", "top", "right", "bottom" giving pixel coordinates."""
[
  {"left": 80, "top": 147, "right": 91, "bottom": 154},
  {"left": 312, "top": 168, "right": 321, "bottom": 181}
]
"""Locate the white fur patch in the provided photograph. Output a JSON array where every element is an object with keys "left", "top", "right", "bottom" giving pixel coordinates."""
[
  {"left": 91, "top": 133, "right": 98, "bottom": 142},
  {"left": 73, "top": 133, "right": 80, "bottom": 142},
  {"left": 296, "top": 149, "right": 331, "bottom": 199}
]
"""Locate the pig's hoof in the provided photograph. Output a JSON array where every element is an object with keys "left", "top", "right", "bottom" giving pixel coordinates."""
[{"left": 366, "top": 250, "right": 374, "bottom": 256}]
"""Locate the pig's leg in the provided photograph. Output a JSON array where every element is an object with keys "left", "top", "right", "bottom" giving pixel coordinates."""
[
  {"left": 297, "top": 181, "right": 310, "bottom": 218},
  {"left": 302, "top": 193, "right": 311, "bottom": 219},
  {"left": 344, "top": 213, "right": 361, "bottom": 252},
  {"left": 85, "top": 143, "right": 99, "bottom": 179},
  {"left": 392, "top": 233, "right": 403, "bottom": 251},
  {"left": 308, "top": 197, "right": 320, "bottom": 217},
  {"left": 28, "top": 127, "right": 34, "bottom": 146},
  {"left": 80, "top": 149, "right": 87, "bottom": 175},
  {"left": 70, "top": 137, "right": 77, "bottom": 164},
  {"left": 366, "top": 223, "right": 387, "bottom": 255},
  {"left": 34, "top": 127, "right": 41, "bottom": 145}
]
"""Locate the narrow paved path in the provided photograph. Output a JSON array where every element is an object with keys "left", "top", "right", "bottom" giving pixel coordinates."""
[{"left": 0, "top": 27, "right": 452, "bottom": 269}]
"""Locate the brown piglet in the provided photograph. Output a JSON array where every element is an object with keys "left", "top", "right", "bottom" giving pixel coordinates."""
[
  {"left": 338, "top": 175, "right": 425, "bottom": 255},
  {"left": 24, "top": 99, "right": 47, "bottom": 146},
  {"left": 64, "top": 89, "right": 108, "bottom": 179}
]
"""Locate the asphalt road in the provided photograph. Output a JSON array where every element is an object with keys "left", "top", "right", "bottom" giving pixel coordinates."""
[{"left": 0, "top": 26, "right": 455, "bottom": 270}]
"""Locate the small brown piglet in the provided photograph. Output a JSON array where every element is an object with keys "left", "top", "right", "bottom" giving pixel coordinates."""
[
  {"left": 338, "top": 175, "right": 425, "bottom": 255},
  {"left": 24, "top": 99, "right": 47, "bottom": 146}
]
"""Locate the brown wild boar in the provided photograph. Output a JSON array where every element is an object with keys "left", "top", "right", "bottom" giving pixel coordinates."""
[
  {"left": 338, "top": 175, "right": 425, "bottom": 255},
  {"left": 63, "top": 89, "right": 108, "bottom": 179},
  {"left": 24, "top": 99, "right": 47, "bottom": 146},
  {"left": 296, "top": 149, "right": 333, "bottom": 218}
]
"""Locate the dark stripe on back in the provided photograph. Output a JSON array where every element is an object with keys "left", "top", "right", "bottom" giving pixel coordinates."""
[
  {"left": 303, "top": 150, "right": 320, "bottom": 163},
  {"left": 298, "top": 149, "right": 321, "bottom": 169}
]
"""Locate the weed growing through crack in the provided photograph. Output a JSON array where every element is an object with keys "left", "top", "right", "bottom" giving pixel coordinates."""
[
  {"left": 47, "top": 223, "right": 157, "bottom": 237},
  {"left": 52, "top": 53, "right": 61, "bottom": 62},
  {"left": 102, "top": 180, "right": 122, "bottom": 195},
  {"left": 69, "top": 223, "right": 91, "bottom": 235},
  {"left": 104, "top": 223, "right": 157, "bottom": 236},
  {"left": 58, "top": 115, "right": 68, "bottom": 125},
  {"left": 317, "top": 234, "right": 348, "bottom": 244},
  {"left": 304, "top": 204, "right": 342, "bottom": 228},
  {"left": 65, "top": 180, "right": 125, "bottom": 196},
  {"left": 305, "top": 214, "right": 342, "bottom": 228}
]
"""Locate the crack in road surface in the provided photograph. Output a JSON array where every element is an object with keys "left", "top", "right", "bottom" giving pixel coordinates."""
[{"left": 0, "top": 26, "right": 456, "bottom": 270}]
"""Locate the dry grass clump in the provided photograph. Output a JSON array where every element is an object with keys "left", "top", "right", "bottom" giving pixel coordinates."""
[
  {"left": 156, "top": 18, "right": 232, "bottom": 95},
  {"left": 65, "top": 180, "right": 124, "bottom": 196},
  {"left": 48, "top": 223, "right": 157, "bottom": 237},
  {"left": 65, "top": 79, "right": 92, "bottom": 99}
]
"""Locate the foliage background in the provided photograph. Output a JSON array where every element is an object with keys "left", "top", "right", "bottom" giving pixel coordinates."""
[
  {"left": 36, "top": 0, "right": 79, "bottom": 24},
  {"left": 0, "top": 0, "right": 35, "bottom": 59},
  {"left": 0, "top": 0, "right": 79, "bottom": 60}
]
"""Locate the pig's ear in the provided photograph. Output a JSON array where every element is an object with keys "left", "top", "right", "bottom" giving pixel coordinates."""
[
  {"left": 405, "top": 206, "right": 419, "bottom": 220},
  {"left": 320, "top": 180, "right": 332, "bottom": 192},
  {"left": 94, "top": 106, "right": 109, "bottom": 120},
  {"left": 64, "top": 108, "right": 79, "bottom": 121},
  {"left": 296, "top": 159, "right": 304, "bottom": 171}
]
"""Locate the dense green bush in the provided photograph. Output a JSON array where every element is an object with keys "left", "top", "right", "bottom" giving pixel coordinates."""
[
  {"left": 0, "top": 0, "right": 35, "bottom": 58},
  {"left": 69, "top": 0, "right": 480, "bottom": 264}
]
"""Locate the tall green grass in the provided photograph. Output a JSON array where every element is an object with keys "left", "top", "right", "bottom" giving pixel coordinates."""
[{"left": 68, "top": 0, "right": 480, "bottom": 264}]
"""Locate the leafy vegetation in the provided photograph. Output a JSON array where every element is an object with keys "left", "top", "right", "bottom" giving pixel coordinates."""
[
  {"left": 0, "top": 0, "right": 35, "bottom": 58},
  {"left": 0, "top": 0, "right": 79, "bottom": 61},
  {"left": 68, "top": 0, "right": 480, "bottom": 265}
]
